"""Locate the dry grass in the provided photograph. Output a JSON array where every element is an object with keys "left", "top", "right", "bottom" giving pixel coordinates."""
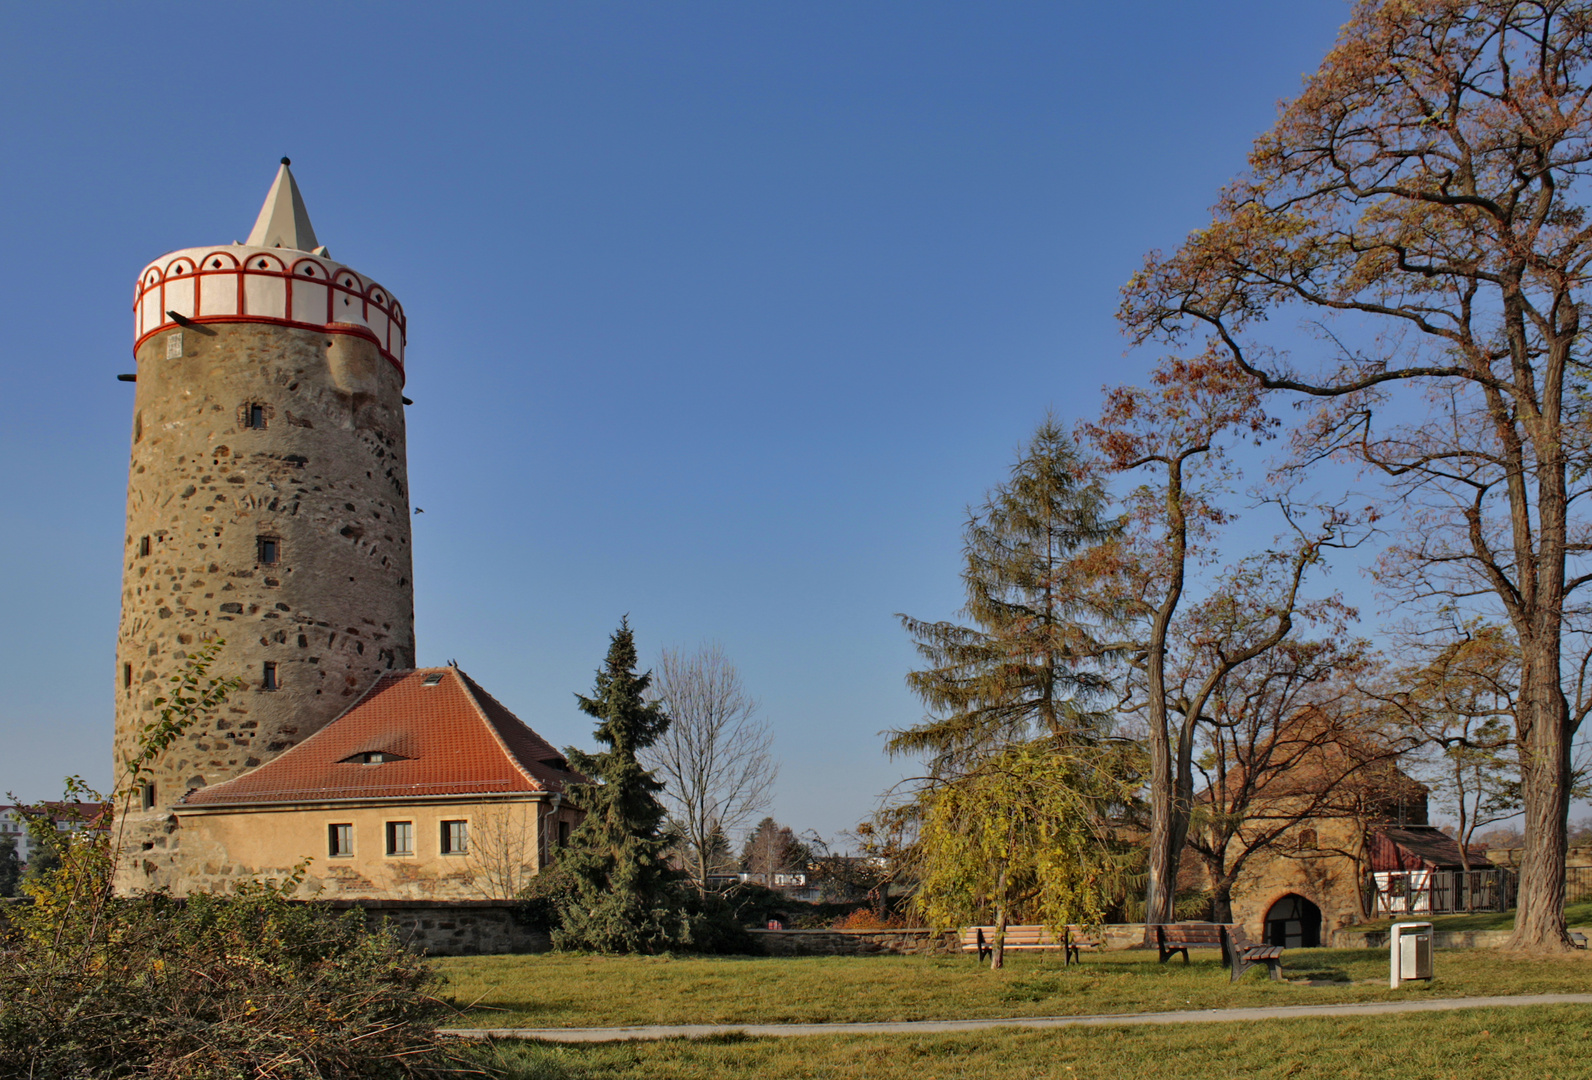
[
  {"left": 432, "top": 945, "right": 1592, "bottom": 1029},
  {"left": 471, "top": 1004, "right": 1592, "bottom": 1079}
]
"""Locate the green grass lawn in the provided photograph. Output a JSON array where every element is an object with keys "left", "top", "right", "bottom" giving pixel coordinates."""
[
  {"left": 1344, "top": 899, "right": 1592, "bottom": 934},
  {"left": 432, "top": 946, "right": 1592, "bottom": 1029},
  {"left": 468, "top": 1004, "right": 1592, "bottom": 1079}
]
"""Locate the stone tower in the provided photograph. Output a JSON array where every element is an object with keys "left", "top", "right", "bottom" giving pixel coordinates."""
[{"left": 115, "top": 161, "right": 415, "bottom": 890}]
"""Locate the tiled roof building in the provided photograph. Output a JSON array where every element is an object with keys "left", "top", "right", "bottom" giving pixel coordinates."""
[{"left": 170, "top": 667, "right": 582, "bottom": 899}]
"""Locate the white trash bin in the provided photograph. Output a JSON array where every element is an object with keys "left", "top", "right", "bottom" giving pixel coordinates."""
[{"left": 1389, "top": 921, "right": 1434, "bottom": 987}]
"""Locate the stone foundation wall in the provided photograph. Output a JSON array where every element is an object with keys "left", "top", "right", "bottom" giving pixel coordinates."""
[
  {"left": 750, "top": 927, "right": 960, "bottom": 956},
  {"left": 329, "top": 900, "right": 550, "bottom": 957}
]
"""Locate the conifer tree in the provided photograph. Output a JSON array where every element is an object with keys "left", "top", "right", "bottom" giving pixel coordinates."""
[
  {"left": 891, "top": 419, "right": 1120, "bottom": 772},
  {"left": 554, "top": 618, "right": 686, "bottom": 953},
  {"left": 0, "top": 835, "right": 18, "bottom": 898}
]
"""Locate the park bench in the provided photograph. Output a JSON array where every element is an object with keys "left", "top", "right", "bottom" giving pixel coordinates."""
[
  {"left": 959, "top": 924, "right": 1104, "bottom": 966},
  {"left": 1151, "top": 922, "right": 1284, "bottom": 983}
]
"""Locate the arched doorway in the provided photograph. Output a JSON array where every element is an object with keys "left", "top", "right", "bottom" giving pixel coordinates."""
[{"left": 1264, "top": 894, "right": 1322, "bottom": 948}]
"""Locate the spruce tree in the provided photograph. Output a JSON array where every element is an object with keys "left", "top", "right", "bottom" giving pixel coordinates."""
[
  {"left": 891, "top": 419, "right": 1121, "bottom": 773},
  {"left": 554, "top": 618, "right": 686, "bottom": 952}
]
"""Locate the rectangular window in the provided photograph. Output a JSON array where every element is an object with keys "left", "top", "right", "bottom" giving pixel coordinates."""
[
  {"left": 557, "top": 820, "right": 570, "bottom": 848},
  {"left": 138, "top": 536, "right": 151, "bottom": 557},
  {"left": 328, "top": 823, "right": 353, "bottom": 858},
  {"left": 262, "top": 662, "right": 278, "bottom": 690},
  {"left": 386, "top": 821, "right": 413, "bottom": 856},
  {"left": 141, "top": 783, "right": 156, "bottom": 810},
  {"left": 258, "top": 537, "right": 279, "bottom": 565},
  {"left": 123, "top": 663, "right": 133, "bottom": 689},
  {"left": 441, "top": 819, "right": 468, "bottom": 855},
  {"left": 246, "top": 404, "right": 266, "bottom": 429}
]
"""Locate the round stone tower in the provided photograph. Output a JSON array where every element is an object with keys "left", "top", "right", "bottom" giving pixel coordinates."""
[{"left": 115, "top": 161, "right": 415, "bottom": 890}]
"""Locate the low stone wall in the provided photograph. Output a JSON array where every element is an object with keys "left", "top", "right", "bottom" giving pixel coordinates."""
[
  {"left": 328, "top": 900, "right": 550, "bottom": 957},
  {"left": 751, "top": 924, "right": 1159, "bottom": 957},
  {"left": 1329, "top": 928, "right": 1513, "bottom": 949},
  {"left": 750, "top": 927, "right": 960, "bottom": 956}
]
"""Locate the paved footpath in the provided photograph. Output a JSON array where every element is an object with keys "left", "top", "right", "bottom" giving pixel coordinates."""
[{"left": 447, "top": 992, "right": 1592, "bottom": 1043}]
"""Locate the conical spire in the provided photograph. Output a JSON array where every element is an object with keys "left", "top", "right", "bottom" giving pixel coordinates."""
[{"left": 245, "top": 157, "right": 320, "bottom": 251}]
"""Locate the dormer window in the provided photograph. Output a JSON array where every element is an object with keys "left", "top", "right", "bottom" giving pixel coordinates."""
[{"left": 340, "top": 750, "right": 408, "bottom": 765}]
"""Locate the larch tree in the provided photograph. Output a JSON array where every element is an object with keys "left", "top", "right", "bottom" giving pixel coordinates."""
[
  {"left": 890, "top": 418, "right": 1122, "bottom": 774},
  {"left": 1120, "top": 0, "right": 1592, "bottom": 949},
  {"left": 556, "top": 618, "right": 684, "bottom": 953}
]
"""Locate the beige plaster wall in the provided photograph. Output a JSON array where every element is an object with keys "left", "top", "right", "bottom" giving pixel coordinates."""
[{"left": 171, "top": 798, "right": 574, "bottom": 900}]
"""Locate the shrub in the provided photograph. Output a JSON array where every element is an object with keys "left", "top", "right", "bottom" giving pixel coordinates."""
[{"left": 0, "top": 852, "right": 470, "bottom": 1080}]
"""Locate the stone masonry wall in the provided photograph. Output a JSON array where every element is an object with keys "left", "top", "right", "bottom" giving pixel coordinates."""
[
  {"left": 115, "top": 322, "right": 414, "bottom": 893},
  {"left": 749, "top": 928, "right": 962, "bottom": 956},
  {"left": 331, "top": 900, "right": 551, "bottom": 957}
]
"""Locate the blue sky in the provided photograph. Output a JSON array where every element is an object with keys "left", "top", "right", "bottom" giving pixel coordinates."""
[{"left": 0, "top": 2, "right": 1354, "bottom": 842}]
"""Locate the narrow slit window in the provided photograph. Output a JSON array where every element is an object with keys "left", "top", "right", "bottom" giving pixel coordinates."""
[
  {"left": 262, "top": 662, "right": 278, "bottom": 690},
  {"left": 386, "top": 821, "right": 413, "bottom": 856},
  {"left": 441, "top": 820, "right": 468, "bottom": 855},
  {"left": 123, "top": 663, "right": 132, "bottom": 689},
  {"left": 328, "top": 823, "right": 353, "bottom": 858},
  {"left": 138, "top": 536, "right": 151, "bottom": 557},
  {"left": 141, "top": 783, "right": 156, "bottom": 810},
  {"left": 245, "top": 404, "right": 266, "bottom": 429},
  {"left": 258, "top": 537, "right": 279, "bottom": 565}
]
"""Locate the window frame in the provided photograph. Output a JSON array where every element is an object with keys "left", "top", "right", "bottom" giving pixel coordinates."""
[
  {"left": 441, "top": 819, "right": 469, "bottom": 856},
  {"left": 262, "top": 661, "right": 279, "bottom": 691},
  {"left": 328, "top": 823, "right": 354, "bottom": 858},
  {"left": 385, "top": 820, "right": 414, "bottom": 857}
]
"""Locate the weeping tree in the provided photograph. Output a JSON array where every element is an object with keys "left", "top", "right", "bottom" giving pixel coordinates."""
[
  {"left": 890, "top": 418, "right": 1122, "bottom": 772},
  {"left": 916, "top": 742, "right": 1139, "bottom": 969}
]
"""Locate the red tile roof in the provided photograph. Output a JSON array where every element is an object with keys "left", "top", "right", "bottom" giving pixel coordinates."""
[{"left": 182, "top": 667, "right": 580, "bottom": 807}]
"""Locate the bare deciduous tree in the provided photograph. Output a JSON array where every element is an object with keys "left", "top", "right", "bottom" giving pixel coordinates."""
[
  {"left": 1120, "top": 0, "right": 1592, "bottom": 949},
  {"left": 643, "top": 644, "right": 777, "bottom": 894},
  {"left": 464, "top": 805, "right": 539, "bottom": 900}
]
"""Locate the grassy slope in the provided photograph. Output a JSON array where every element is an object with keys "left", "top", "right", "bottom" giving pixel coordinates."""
[
  {"left": 434, "top": 947, "right": 1592, "bottom": 1029},
  {"left": 1345, "top": 899, "right": 1592, "bottom": 934},
  {"left": 473, "top": 1004, "right": 1592, "bottom": 1080}
]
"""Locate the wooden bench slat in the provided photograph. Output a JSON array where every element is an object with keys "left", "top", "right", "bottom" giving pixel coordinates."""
[
  {"left": 1149, "top": 922, "right": 1286, "bottom": 983},
  {"left": 960, "top": 925, "right": 1105, "bottom": 965}
]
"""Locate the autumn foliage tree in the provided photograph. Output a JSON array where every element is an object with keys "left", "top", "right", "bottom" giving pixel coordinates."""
[
  {"left": 1120, "top": 0, "right": 1592, "bottom": 949},
  {"left": 1079, "top": 354, "right": 1349, "bottom": 924}
]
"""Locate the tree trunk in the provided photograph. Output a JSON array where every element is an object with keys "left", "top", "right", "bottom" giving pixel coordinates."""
[
  {"left": 1211, "top": 876, "right": 1234, "bottom": 923},
  {"left": 1508, "top": 653, "right": 1572, "bottom": 950},
  {"left": 991, "top": 863, "right": 1009, "bottom": 971},
  {"left": 1142, "top": 461, "right": 1189, "bottom": 925}
]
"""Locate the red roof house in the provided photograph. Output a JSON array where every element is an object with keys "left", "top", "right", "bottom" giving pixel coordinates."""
[{"left": 172, "top": 667, "right": 582, "bottom": 900}]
